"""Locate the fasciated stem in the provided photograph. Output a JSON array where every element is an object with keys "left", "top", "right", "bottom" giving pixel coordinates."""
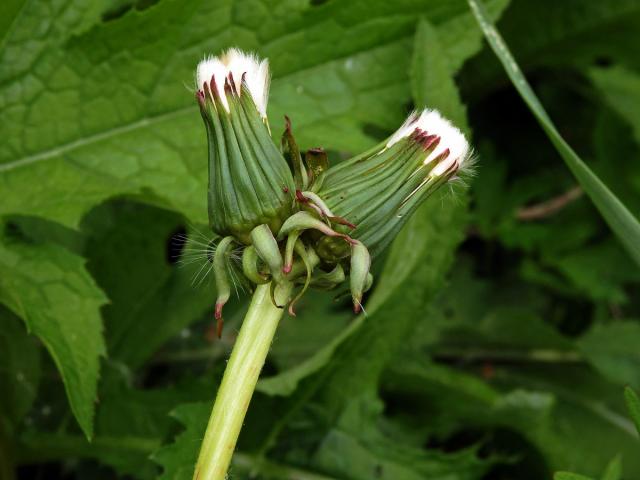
[{"left": 194, "top": 282, "right": 290, "bottom": 480}]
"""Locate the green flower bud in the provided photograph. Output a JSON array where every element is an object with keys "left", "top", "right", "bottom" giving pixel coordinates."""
[
  {"left": 196, "top": 49, "right": 295, "bottom": 243},
  {"left": 315, "top": 109, "right": 471, "bottom": 258}
]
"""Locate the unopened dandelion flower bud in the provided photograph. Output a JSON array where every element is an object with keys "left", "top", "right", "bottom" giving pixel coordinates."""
[
  {"left": 195, "top": 49, "right": 295, "bottom": 243},
  {"left": 386, "top": 109, "right": 469, "bottom": 178},
  {"left": 196, "top": 48, "right": 270, "bottom": 119},
  {"left": 316, "top": 109, "right": 470, "bottom": 258}
]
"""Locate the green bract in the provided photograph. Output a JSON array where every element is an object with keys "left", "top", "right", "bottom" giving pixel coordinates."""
[
  {"left": 196, "top": 50, "right": 295, "bottom": 243},
  {"left": 195, "top": 49, "right": 470, "bottom": 329},
  {"left": 315, "top": 110, "right": 470, "bottom": 258}
]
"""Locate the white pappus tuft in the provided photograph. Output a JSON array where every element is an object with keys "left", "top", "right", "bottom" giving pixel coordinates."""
[
  {"left": 196, "top": 48, "right": 270, "bottom": 118},
  {"left": 387, "top": 109, "right": 470, "bottom": 177}
]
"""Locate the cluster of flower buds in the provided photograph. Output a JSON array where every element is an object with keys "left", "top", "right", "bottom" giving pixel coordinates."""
[{"left": 195, "top": 49, "right": 471, "bottom": 336}]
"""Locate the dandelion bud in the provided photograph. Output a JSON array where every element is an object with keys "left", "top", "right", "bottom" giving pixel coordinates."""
[
  {"left": 196, "top": 49, "right": 295, "bottom": 243},
  {"left": 315, "top": 109, "right": 470, "bottom": 258}
]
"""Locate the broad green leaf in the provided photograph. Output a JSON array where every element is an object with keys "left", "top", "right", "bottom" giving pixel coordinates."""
[
  {"left": 624, "top": 386, "right": 640, "bottom": 436},
  {"left": 0, "top": 0, "right": 26, "bottom": 44},
  {"left": 0, "top": 307, "right": 40, "bottom": 431},
  {"left": 467, "top": 0, "right": 640, "bottom": 267},
  {"left": 0, "top": 239, "right": 106, "bottom": 439},
  {"left": 578, "top": 322, "right": 640, "bottom": 388},
  {"left": 0, "top": 0, "right": 107, "bottom": 63}
]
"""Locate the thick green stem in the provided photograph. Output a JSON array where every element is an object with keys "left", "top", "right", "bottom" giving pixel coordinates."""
[{"left": 194, "top": 282, "right": 289, "bottom": 480}]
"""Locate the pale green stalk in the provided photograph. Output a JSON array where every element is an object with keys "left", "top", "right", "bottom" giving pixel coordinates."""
[{"left": 194, "top": 282, "right": 289, "bottom": 480}]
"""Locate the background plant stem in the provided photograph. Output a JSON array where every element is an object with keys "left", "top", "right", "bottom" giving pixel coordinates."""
[{"left": 193, "top": 282, "right": 289, "bottom": 480}]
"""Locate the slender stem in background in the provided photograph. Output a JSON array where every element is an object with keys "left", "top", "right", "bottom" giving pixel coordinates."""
[
  {"left": 516, "top": 186, "right": 583, "bottom": 221},
  {"left": 194, "top": 282, "right": 290, "bottom": 480}
]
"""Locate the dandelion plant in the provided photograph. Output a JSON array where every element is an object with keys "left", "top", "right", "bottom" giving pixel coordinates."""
[{"left": 192, "top": 48, "right": 470, "bottom": 480}]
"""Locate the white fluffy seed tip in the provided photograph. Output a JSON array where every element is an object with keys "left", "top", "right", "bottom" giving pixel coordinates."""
[
  {"left": 196, "top": 48, "right": 270, "bottom": 118},
  {"left": 386, "top": 109, "right": 470, "bottom": 177}
]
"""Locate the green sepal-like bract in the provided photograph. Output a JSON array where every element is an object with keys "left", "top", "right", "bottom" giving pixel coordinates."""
[
  {"left": 315, "top": 125, "right": 465, "bottom": 258},
  {"left": 198, "top": 79, "right": 295, "bottom": 244}
]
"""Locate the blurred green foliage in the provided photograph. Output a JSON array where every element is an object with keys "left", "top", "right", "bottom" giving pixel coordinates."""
[{"left": 1, "top": 0, "right": 639, "bottom": 479}]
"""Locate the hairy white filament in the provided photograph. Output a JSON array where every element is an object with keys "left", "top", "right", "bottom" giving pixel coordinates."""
[
  {"left": 196, "top": 48, "right": 270, "bottom": 118},
  {"left": 387, "top": 109, "right": 470, "bottom": 176}
]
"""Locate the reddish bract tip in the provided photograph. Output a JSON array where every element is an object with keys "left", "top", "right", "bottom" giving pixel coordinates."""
[
  {"left": 284, "top": 115, "right": 292, "bottom": 132},
  {"left": 329, "top": 215, "right": 357, "bottom": 230},
  {"left": 288, "top": 303, "right": 297, "bottom": 317},
  {"left": 410, "top": 128, "right": 425, "bottom": 141},
  {"left": 421, "top": 134, "right": 439, "bottom": 151},
  {"left": 196, "top": 90, "right": 205, "bottom": 104},
  {"left": 344, "top": 235, "right": 359, "bottom": 246},
  {"left": 435, "top": 147, "right": 450, "bottom": 161},
  {"left": 283, "top": 186, "right": 289, "bottom": 193},
  {"left": 283, "top": 264, "right": 292, "bottom": 275},
  {"left": 353, "top": 302, "right": 362, "bottom": 314},
  {"left": 223, "top": 76, "right": 234, "bottom": 96},
  {"left": 214, "top": 302, "right": 224, "bottom": 320},
  {"left": 295, "top": 190, "right": 309, "bottom": 203},
  {"left": 206, "top": 75, "right": 219, "bottom": 103},
  {"left": 216, "top": 317, "right": 224, "bottom": 339},
  {"left": 227, "top": 72, "right": 238, "bottom": 94}
]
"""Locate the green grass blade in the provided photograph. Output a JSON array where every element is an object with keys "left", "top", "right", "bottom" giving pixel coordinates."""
[{"left": 467, "top": 0, "right": 640, "bottom": 267}]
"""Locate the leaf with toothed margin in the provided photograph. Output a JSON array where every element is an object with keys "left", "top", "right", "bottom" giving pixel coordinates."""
[{"left": 0, "top": 237, "right": 107, "bottom": 439}]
